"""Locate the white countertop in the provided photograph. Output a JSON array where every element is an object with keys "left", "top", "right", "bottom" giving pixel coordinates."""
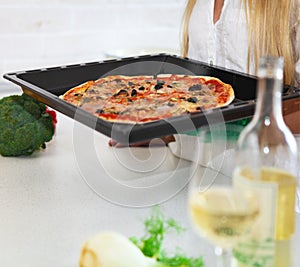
[{"left": 0, "top": 85, "right": 299, "bottom": 267}]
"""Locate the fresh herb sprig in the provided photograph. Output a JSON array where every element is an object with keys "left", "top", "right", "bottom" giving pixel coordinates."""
[{"left": 130, "top": 207, "right": 204, "bottom": 267}]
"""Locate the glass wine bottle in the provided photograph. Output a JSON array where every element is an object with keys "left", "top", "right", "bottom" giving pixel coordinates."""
[{"left": 232, "top": 56, "right": 298, "bottom": 267}]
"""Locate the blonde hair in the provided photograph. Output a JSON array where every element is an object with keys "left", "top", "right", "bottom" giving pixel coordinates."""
[
  {"left": 181, "top": 0, "right": 196, "bottom": 58},
  {"left": 181, "top": 0, "right": 299, "bottom": 85}
]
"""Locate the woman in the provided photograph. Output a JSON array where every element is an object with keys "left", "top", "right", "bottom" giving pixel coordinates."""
[
  {"left": 182, "top": 0, "right": 299, "bottom": 86},
  {"left": 110, "top": 0, "right": 299, "bottom": 147},
  {"left": 166, "top": 0, "right": 300, "bottom": 165},
  {"left": 181, "top": 0, "right": 300, "bottom": 133}
]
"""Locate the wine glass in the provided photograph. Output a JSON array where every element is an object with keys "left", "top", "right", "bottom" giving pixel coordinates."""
[{"left": 187, "top": 125, "right": 260, "bottom": 267}]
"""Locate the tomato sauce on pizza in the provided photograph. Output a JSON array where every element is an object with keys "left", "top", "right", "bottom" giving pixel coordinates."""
[{"left": 61, "top": 74, "right": 235, "bottom": 123}]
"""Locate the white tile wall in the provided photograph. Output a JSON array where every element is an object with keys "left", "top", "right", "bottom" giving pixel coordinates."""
[{"left": 0, "top": 0, "right": 186, "bottom": 86}]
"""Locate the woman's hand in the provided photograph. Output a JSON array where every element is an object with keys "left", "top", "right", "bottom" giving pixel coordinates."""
[
  {"left": 283, "top": 97, "right": 300, "bottom": 134},
  {"left": 108, "top": 135, "right": 175, "bottom": 148}
]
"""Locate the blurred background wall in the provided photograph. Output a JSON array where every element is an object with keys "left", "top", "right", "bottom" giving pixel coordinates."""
[{"left": 0, "top": 0, "right": 185, "bottom": 86}]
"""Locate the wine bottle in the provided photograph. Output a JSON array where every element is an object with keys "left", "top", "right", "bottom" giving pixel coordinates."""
[{"left": 232, "top": 56, "right": 298, "bottom": 267}]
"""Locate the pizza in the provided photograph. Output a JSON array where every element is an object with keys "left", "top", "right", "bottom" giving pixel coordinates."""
[{"left": 61, "top": 74, "right": 234, "bottom": 123}]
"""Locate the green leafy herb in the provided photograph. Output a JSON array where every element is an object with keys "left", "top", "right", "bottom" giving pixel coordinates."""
[{"left": 130, "top": 207, "right": 204, "bottom": 267}]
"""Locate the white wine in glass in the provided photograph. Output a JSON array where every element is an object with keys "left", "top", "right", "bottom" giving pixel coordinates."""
[{"left": 189, "top": 186, "right": 259, "bottom": 266}]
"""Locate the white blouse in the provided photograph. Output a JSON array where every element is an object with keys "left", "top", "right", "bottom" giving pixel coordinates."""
[
  {"left": 169, "top": 0, "right": 300, "bottom": 165},
  {"left": 188, "top": 0, "right": 300, "bottom": 87}
]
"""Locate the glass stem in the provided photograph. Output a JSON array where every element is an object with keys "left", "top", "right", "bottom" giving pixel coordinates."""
[{"left": 215, "top": 246, "right": 231, "bottom": 267}]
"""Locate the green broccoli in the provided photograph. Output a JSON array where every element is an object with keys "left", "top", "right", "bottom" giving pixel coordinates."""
[{"left": 0, "top": 93, "right": 55, "bottom": 157}]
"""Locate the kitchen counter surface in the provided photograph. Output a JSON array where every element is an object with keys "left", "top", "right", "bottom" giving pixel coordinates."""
[{"left": 0, "top": 84, "right": 299, "bottom": 267}]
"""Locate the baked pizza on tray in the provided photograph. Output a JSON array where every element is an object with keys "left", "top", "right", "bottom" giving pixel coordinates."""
[{"left": 61, "top": 74, "right": 235, "bottom": 124}]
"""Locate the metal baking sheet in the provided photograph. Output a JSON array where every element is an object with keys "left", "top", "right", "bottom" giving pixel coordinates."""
[{"left": 3, "top": 54, "right": 299, "bottom": 144}]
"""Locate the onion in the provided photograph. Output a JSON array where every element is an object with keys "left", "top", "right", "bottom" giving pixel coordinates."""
[{"left": 79, "top": 232, "right": 160, "bottom": 267}]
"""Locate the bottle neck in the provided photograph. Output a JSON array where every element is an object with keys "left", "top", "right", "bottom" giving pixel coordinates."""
[{"left": 253, "top": 77, "right": 284, "bottom": 123}]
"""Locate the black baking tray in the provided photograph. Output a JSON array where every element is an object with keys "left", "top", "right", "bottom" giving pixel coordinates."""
[{"left": 3, "top": 54, "right": 300, "bottom": 144}]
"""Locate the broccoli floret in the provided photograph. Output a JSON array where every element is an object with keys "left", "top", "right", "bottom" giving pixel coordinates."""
[{"left": 0, "top": 93, "right": 55, "bottom": 157}]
